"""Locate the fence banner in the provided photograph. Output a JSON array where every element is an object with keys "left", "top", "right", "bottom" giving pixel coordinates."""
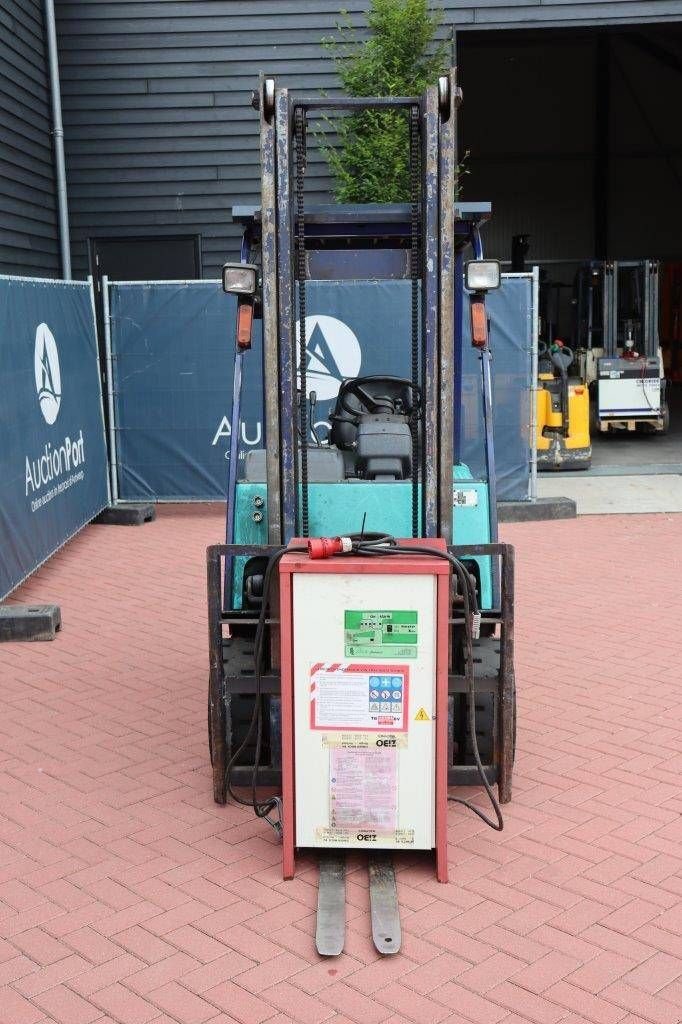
[
  {"left": 109, "top": 276, "right": 533, "bottom": 503},
  {"left": 0, "top": 277, "right": 109, "bottom": 598},
  {"left": 460, "top": 275, "right": 533, "bottom": 496}
]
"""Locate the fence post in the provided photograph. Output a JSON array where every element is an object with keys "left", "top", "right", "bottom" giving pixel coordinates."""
[
  {"left": 529, "top": 265, "right": 540, "bottom": 502},
  {"left": 102, "top": 275, "right": 119, "bottom": 504},
  {"left": 88, "top": 274, "right": 111, "bottom": 506}
]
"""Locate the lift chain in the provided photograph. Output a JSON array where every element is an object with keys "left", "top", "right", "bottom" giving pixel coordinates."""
[
  {"left": 295, "top": 107, "right": 309, "bottom": 537},
  {"left": 409, "top": 104, "right": 421, "bottom": 539}
]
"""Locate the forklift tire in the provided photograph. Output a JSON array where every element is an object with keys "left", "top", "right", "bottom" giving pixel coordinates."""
[
  {"left": 659, "top": 402, "right": 670, "bottom": 435},
  {"left": 511, "top": 671, "right": 517, "bottom": 766},
  {"left": 208, "top": 687, "right": 227, "bottom": 804},
  {"left": 208, "top": 691, "right": 213, "bottom": 766},
  {"left": 589, "top": 400, "right": 601, "bottom": 437}
]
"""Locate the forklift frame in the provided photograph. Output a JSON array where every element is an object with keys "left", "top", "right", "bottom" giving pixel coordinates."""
[
  {"left": 208, "top": 541, "right": 515, "bottom": 802},
  {"left": 208, "top": 72, "right": 516, "bottom": 813}
]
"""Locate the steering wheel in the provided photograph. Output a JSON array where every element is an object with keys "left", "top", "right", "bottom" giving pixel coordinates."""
[{"left": 338, "top": 376, "right": 422, "bottom": 417}]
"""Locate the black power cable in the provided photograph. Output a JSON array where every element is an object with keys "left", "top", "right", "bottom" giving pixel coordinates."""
[
  {"left": 223, "top": 545, "right": 305, "bottom": 834},
  {"left": 347, "top": 537, "right": 503, "bottom": 832},
  {"left": 225, "top": 536, "right": 503, "bottom": 837}
]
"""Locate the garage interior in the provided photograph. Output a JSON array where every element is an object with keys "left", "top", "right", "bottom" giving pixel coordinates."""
[{"left": 457, "top": 24, "right": 682, "bottom": 482}]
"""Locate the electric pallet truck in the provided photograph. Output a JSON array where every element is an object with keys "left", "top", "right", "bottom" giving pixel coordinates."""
[
  {"left": 536, "top": 340, "right": 591, "bottom": 470},
  {"left": 207, "top": 73, "right": 515, "bottom": 956}
]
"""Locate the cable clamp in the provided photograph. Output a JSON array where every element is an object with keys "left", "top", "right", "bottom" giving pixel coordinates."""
[{"left": 263, "top": 797, "right": 283, "bottom": 841}]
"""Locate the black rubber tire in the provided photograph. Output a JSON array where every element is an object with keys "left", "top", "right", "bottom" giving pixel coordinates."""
[
  {"left": 208, "top": 690, "right": 213, "bottom": 766},
  {"left": 659, "top": 401, "right": 670, "bottom": 435},
  {"left": 589, "top": 399, "right": 600, "bottom": 437},
  {"left": 511, "top": 671, "right": 517, "bottom": 765}
]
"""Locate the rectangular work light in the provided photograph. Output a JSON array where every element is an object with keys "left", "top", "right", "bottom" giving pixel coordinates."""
[
  {"left": 222, "top": 262, "right": 258, "bottom": 296},
  {"left": 465, "top": 259, "right": 501, "bottom": 292}
]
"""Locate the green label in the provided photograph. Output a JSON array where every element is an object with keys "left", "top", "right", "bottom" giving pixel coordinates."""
[{"left": 344, "top": 609, "right": 418, "bottom": 659}]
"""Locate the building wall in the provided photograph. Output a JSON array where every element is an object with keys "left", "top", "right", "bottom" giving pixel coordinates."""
[
  {"left": 0, "top": 0, "right": 59, "bottom": 277},
  {"left": 55, "top": 0, "right": 682, "bottom": 278}
]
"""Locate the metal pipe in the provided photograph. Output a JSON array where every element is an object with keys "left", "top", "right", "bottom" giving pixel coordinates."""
[
  {"left": 220, "top": 232, "right": 252, "bottom": 610},
  {"left": 88, "top": 275, "right": 112, "bottom": 506},
  {"left": 102, "top": 276, "right": 119, "bottom": 503},
  {"left": 44, "top": 0, "right": 71, "bottom": 279},
  {"left": 530, "top": 266, "right": 539, "bottom": 502}
]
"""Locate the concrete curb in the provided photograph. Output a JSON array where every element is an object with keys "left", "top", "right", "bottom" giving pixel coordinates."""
[
  {"left": 93, "top": 503, "right": 156, "bottom": 526},
  {"left": 498, "top": 497, "right": 577, "bottom": 522},
  {"left": 0, "top": 604, "right": 61, "bottom": 642}
]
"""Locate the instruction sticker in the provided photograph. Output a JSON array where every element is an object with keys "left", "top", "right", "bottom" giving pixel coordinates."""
[
  {"left": 344, "top": 610, "right": 418, "bottom": 659},
  {"left": 329, "top": 747, "right": 397, "bottom": 832},
  {"left": 316, "top": 826, "right": 415, "bottom": 847},
  {"left": 322, "top": 733, "right": 408, "bottom": 750},
  {"left": 453, "top": 488, "right": 479, "bottom": 507},
  {"left": 310, "top": 663, "right": 409, "bottom": 732}
]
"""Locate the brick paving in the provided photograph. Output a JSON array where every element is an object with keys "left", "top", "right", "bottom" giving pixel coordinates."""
[{"left": 1, "top": 505, "right": 681, "bottom": 1024}]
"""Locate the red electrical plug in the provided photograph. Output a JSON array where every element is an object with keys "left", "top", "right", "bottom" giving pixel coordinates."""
[{"left": 307, "top": 536, "right": 352, "bottom": 559}]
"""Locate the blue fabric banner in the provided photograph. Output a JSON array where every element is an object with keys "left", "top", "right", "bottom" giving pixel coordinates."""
[
  {"left": 0, "top": 278, "right": 110, "bottom": 598},
  {"left": 109, "top": 277, "right": 532, "bottom": 503}
]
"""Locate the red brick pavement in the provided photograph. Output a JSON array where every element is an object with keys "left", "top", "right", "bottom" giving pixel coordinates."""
[{"left": 1, "top": 506, "right": 681, "bottom": 1024}]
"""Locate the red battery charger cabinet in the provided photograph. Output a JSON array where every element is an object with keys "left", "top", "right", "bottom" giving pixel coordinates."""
[{"left": 279, "top": 539, "right": 451, "bottom": 882}]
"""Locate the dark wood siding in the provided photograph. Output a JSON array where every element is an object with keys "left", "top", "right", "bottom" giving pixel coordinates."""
[
  {"left": 0, "top": 0, "right": 59, "bottom": 276},
  {"left": 55, "top": 0, "right": 682, "bottom": 278}
]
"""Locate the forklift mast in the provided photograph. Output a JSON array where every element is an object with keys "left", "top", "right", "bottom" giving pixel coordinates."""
[
  {"left": 575, "top": 259, "right": 660, "bottom": 359},
  {"left": 573, "top": 259, "right": 667, "bottom": 432},
  {"left": 254, "top": 72, "right": 464, "bottom": 546}
]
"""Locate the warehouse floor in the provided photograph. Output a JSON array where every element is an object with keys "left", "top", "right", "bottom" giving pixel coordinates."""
[
  {"left": 1, "top": 506, "right": 681, "bottom": 1024},
  {"left": 537, "top": 384, "right": 682, "bottom": 513}
]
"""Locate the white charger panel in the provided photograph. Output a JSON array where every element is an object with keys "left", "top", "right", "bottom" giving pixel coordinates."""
[{"left": 291, "top": 571, "right": 437, "bottom": 851}]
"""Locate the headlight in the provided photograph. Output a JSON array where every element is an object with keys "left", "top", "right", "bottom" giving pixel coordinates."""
[
  {"left": 222, "top": 262, "right": 258, "bottom": 295},
  {"left": 465, "top": 259, "right": 501, "bottom": 292}
]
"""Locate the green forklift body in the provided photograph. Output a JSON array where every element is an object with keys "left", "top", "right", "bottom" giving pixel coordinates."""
[{"left": 231, "top": 463, "right": 493, "bottom": 609}]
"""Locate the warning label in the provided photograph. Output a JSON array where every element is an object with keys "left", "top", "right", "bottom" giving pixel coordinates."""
[
  {"left": 344, "top": 609, "right": 418, "bottom": 659},
  {"left": 310, "top": 663, "right": 409, "bottom": 732},
  {"left": 330, "top": 747, "right": 397, "bottom": 832}
]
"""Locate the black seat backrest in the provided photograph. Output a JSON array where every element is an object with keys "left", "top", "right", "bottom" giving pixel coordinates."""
[{"left": 329, "top": 377, "right": 416, "bottom": 450}]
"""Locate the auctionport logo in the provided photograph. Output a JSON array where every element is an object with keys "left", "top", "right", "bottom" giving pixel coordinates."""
[
  {"left": 26, "top": 321, "right": 87, "bottom": 510},
  {"left": 296, "top": 315, "right": 361, "bottom": 400},
  {"left": 34, "top": 322, "right": 61, "bottom": 424}
]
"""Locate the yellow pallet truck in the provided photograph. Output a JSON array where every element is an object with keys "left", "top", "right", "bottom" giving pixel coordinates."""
[{"left": 537, "top": 341, "right": 591, "bottom": 470}]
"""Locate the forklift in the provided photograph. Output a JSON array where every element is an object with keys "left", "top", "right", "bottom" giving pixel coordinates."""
[
  {"left": 207, "top": 73, "right": 515, "bottom": 956},
  {"left": 536, "top": 274, "right": 591, "bottom": 470},
  {"left": 575, "top": 260, "right": 669, "bottom": 434}
]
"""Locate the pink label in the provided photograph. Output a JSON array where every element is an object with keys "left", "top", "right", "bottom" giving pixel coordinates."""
[{"left": 329, "top": 747, "right": 398, "bottom": 831}]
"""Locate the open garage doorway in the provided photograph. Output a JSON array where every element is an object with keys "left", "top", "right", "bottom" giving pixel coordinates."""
[{"left": 457, "top": 24, "right": 682, "bottom": 504}]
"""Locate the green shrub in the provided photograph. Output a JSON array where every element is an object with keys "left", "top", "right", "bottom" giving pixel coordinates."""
[{"left": 323, "top": 0, "right": 457, "bottom": 203}]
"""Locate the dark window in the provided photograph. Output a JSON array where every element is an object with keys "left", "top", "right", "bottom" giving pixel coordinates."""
[{"left": 90, "top": 235, "right": 201, "bottom": 282}]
